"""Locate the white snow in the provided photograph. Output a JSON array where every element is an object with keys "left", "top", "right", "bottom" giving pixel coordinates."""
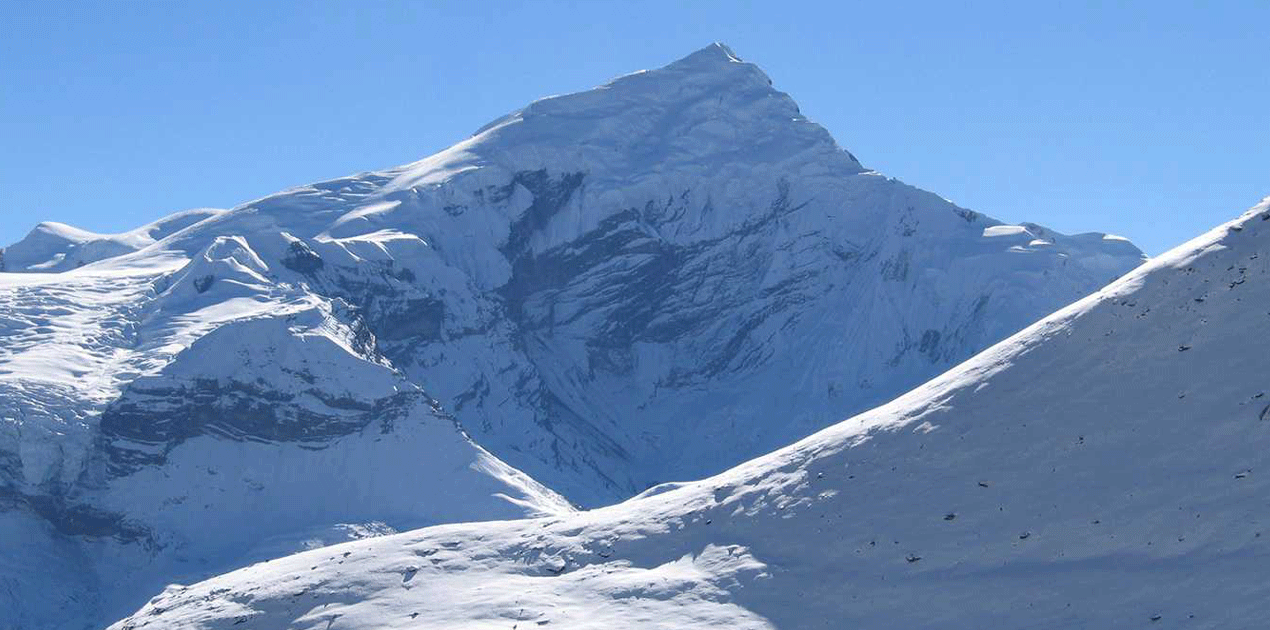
[
  {"left": 111, "top": 198, "right": 1270, "bottom": 630},
  {"left": 0, "top": 247, "right": 571, "bottom": 629},
  {"left": 981, "top": 224, "right": 1031, "bottom": 238},
  {"left": 0, "top": 209, "right": 225, "bottom": 273}
]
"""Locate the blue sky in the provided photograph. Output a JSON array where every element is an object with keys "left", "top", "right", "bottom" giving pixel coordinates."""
[{"left": 0, "top": 1, "right": 1265, "bottom": 255}]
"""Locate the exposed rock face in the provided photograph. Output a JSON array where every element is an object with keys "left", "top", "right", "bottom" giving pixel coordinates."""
[{"left": 0, "top": 43, "right": 1145, "bottom": 629}]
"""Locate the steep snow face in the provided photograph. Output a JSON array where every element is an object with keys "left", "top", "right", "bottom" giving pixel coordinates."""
[
  {"left": 113, "top": 199, "right": 1270, "bottom": 630},
  {"left": 4, "top": 43, "right": 1144, "bottom": 628}
]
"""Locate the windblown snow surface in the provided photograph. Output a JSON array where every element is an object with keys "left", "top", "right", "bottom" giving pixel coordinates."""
[
  {"left": 113, "top": 199, "right": 1270, "bottom": 629},
  {"left": 0, "top": 210, "right": 227, "bottom": 273},
  {"left": 2, "top": 44, "right": 1146, "bottom": 629}
]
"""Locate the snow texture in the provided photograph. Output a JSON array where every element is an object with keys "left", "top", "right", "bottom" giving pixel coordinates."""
[{"left": 113, "top": 198, "right": 1270, "bottom": 629}]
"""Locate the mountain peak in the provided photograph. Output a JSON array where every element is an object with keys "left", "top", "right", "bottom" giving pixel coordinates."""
[
  {"left": 452, "top": 43, "right": 860, "bottom": 187},
  {"left": 471, "top": 42, "right": 772, "bottom": 135},
  {"left": 666, "top": 41, "right": 744, "bottom": 69}
]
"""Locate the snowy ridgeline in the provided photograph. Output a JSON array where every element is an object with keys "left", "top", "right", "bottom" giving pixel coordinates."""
[
  {"left": 1, "top": 44, "right": 1148, "bottom": 629},
  {"left": 113, "top": 200, "right": 1270, "bottom": 629}
]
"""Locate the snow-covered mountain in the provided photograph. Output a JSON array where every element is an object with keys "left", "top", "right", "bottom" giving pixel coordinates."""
[
  {"left": 1, "top": 43, "right": 1144, "bottom": 629},
  {"left": 112, "top": 199, "right": 1270, "bottom": 630},
  {"left": 0, "top": 255, "right": 572, "bottom": 629}
]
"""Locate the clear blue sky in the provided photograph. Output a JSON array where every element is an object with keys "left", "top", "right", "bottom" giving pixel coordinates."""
[{"left": 1, "top": 1, "right": 1266, "bottom": 255}]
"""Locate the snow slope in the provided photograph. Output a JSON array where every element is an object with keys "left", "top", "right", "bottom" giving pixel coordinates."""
[
  {"left": 0, "top": 209, "right": 225, "bottom": 273},
  {"left": 2, "top": 43, "right": 1145, "bottom": 628},
  {"left": 113, "top": 198, "right": 1270, "bottom": 629},
  {"left": 0, "top": 255, "right": 570, "bottom": 630}
]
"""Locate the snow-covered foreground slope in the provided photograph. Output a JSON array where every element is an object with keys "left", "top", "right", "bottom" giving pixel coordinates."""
[
  {"left": 2, "top": 44, "right": 1144, "bottom": 628},
  {"left": 114, "top": 199, "right": 1270, "bottom": 629}
]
